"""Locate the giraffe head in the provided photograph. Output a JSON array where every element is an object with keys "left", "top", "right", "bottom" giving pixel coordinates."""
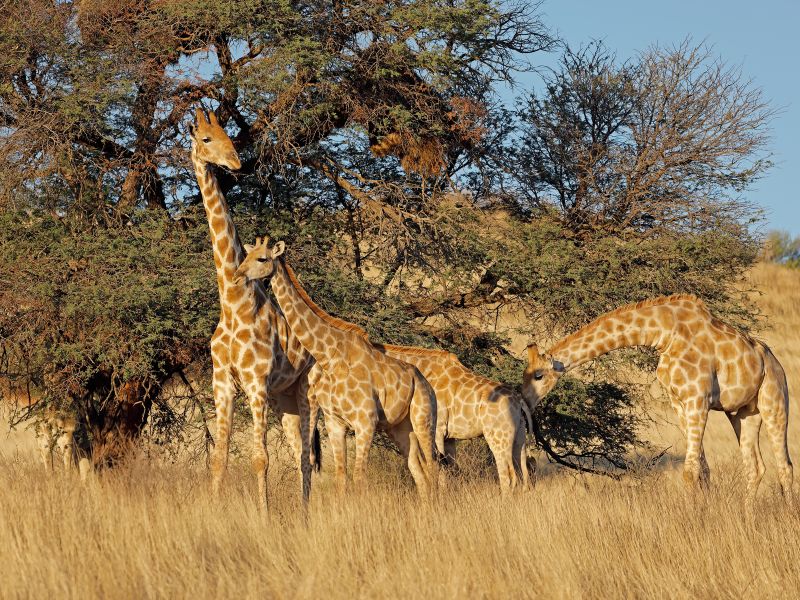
[
  {"left": 190, "top": 107, "right": 241, "bottom": 170},
  {"left": 234, "top": 238, "right": 285, "bottom": 284},
  {"left": 521, "top": 344, "right": 564, "bottom": 408}
]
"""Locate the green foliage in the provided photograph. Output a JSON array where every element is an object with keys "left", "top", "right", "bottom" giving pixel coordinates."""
[
  {"left": 532, "top": 377, "right": 642, "bottom": 472},
  {"left": 491, "top": 214, "right": 760, "bottom": 331},
  {"left": 0, "top": 207, "right": 217, "bottom": 398}
]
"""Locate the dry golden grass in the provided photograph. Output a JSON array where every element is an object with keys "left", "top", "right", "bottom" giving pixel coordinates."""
[
  {"left": 1, "top": 262, "right": 798, "bottom": 599},
  {"left": 0, "top": 459, "right": 798, "bottom": 599}
]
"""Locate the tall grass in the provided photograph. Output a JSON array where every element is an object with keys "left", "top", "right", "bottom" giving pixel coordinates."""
[
  {"left": 0, "top": 262, "right": 798, "bottom": 598},
  {"left": 0, "top": 459, "right": 797, "bottom": 599}
]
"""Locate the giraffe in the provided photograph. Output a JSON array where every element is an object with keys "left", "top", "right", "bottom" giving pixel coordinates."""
[
  {"left": 1, "top": 379, "right": 92, "bottom": 480},
  {"left": 234, "top": 239, "right": 440, "bottom": 496},
  {"left": 189, "top": 108, "right": 317, "bottom": 508},
  {"left": 377, "top": 344, "right": 533, "bottom": 493},
  {"left": 34, "top": 409, "right": 92, "bottom": 481},
  {"left": 522, "top": 294, "right": 793, "bottom": 508}
]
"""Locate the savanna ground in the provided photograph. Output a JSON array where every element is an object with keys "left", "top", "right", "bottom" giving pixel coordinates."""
[{"left": 1, "top": 262, "right": 798, "bottom": 599}]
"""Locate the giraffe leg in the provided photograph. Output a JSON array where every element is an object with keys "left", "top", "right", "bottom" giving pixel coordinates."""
[
  {"left": 443, "top": 439, "right": 457, "bottom": 467},
  {"left": 210, "top": 367, "right": 236, "bottom": 499},
  {"left": 245, "top": 383, "right": 270, "bottom": 511},
  {"left": 434, "top": 398, "right": 448, "bottom": 458},
  {"left": 388, "top": 417, "right": 435, "bottom": 494},
  {"left": 406, "top": 432, "right": 429, "bottom": 497},
  {"left": 681, "top": 395, "right": 710, "bottom": 490},
  {"left": 274, "top": 384, "right": 313, "bottom": 504},
  {"left": 439, "top": 439, "right": 457, "bottom": 489},
  {"left": 513, "top": 415, "right": 531, "bottom": 490},
  {"left": 297, "top": 400, "right": 313, "bottom": 504},
  {"left": 758, "top": 369, "right": 794, "bottom": 508},
  {"left": 35, "top": 420, "right": 54, "bottom": 474},
  {"left": 486, "top": 434, "right": 516, "bottom": 495},
  {"left": 280, "top": 412, "right": 307, "bottom": 501},
  {"left": 669, "top": 394, "right": 709, "bottom": 486},
  {"left": 727, "top": 409, "right": 764, "bottom": 511},
  {"left": 326, "top": 414, "right": 348, "bottom": 495},
  {"left": 408, "top": 381, "right": 439, "bottom": 497},
  {"left": 309, "top": 402, "right": 321, "bottom": 473},
  {"left": 352, "top": 419, "right": 376, "bottom": 490},
  {"left": 56, "top": 429, "right": 76, "bottom": 472},
  {"left": 660, "top": 359, "right": 709, "bottom": 480}
]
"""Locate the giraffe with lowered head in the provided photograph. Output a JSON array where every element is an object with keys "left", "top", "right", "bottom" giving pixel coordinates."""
[
  {"left": 523, "top": 294, "right": 793, "bottom": 508},
  {"left": 189, "top": 108, "right": 317, "bottom": 508},
  {"left": 234, "top": 238, "right": 440, "bottom": 496}
]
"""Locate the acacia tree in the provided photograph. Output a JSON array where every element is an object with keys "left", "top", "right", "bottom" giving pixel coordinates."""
[{"left": 0, "top": 0, "right": 555, "bottom": 463}]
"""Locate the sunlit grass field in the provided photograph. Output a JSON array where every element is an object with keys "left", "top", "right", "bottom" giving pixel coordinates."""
[{"left": 1, "top": 262, "right": 798, "bottom": 599}]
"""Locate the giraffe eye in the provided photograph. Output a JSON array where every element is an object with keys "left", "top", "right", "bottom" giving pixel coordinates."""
[
  {"left": 202, "top": 137, "right": 211, "bottom": 143},
  {"left": 533, "top": 371, "right": 544, "bottom": 381},
  {"left": 256, "top": 257, "right": 269, "bottom": 263}
]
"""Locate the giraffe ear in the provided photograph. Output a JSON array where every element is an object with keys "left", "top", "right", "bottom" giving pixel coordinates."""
[
  {"left": 243, "top": 243, "right": 255, "bottom": 254},
  {"left": 272, "top": 241, "right": 286, "bottom": 258},
  {"left": 209, "top": 110, "right": 220, "bottom": 126},
  {"left": 553, "top": 360, "right": 565, "bottom": 373},
  {"left": 194, "top": 107, "right": 207, "bottom": 126}
]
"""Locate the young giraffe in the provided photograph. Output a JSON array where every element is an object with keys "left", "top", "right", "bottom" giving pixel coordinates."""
[
  {"left": 190, "top": 109, "right": 316, "bottom": 508},
  {"left": 377, "top": 345, "right": 532, "bottom": 493},
  {"left": 523, "top": 294, "right": 793, "bottom": 508},
  {"left": 234, "top": 239, "right": 440, "bottom": 496}
]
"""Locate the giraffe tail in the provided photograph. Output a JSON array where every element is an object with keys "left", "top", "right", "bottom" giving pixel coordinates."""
[{"left": 312, "top": 425, "right": 322, "bottom": 472}]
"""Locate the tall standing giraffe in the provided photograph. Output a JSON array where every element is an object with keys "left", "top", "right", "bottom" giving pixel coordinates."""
[
  {"left": 522, "top": 294, "right": 793, "bottom": 508},
  {"left": 377, "top": 345, "right": 532, "bottom": 493},
  {"left": 190, "top": 108, "right": 316, "bottom": 508},
  {"left": 234, "top": 239, "right": 440, "bottom": 496}
]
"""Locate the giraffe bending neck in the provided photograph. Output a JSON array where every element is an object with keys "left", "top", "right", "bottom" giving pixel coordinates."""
[
  {"left": 549, "top": 296, "right": 687, "bottom": 369},
  {"left": 270, "top": 258, "right": 363, "bottom": 359}
]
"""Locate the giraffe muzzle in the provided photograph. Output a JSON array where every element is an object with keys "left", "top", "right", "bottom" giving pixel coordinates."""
[{"left": 233, "top": 270, "right": 248, "bottom": 285}]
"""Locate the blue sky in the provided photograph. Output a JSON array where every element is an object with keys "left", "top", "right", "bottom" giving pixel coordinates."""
[{"left": 515, "top": 0, "right": 798, "bottom": 236}]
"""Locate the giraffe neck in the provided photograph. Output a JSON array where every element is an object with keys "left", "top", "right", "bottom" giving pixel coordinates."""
[
  {"left": 550, "top": 304, "right": 671, "bottom": 370},
  {"left": 270, "top": 259, "right": 359, "bottom": 360},
  {"left": 192, "top": 148, "right": 262, "bottom": 314}
]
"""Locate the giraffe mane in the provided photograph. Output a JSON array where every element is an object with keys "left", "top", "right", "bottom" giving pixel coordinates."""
[
  {"left": 376, "top": 344, "right": 456, "bottom": 359},
  {"left": 378, "top": 343, "right": 516, "bottom": 392},
  {"left": 551, "top": 294, "right": 706, "bottom": 353},
  {"left": 281, "top": 260, "right": 371, "bottom": 339}
]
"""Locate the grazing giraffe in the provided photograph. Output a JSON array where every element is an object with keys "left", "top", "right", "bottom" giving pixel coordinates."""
[
  {"left": 234, "top": 239, "right": 440, "bottom": 496},
  {"left": 377, "top": 344, "right": 533, "bottom": 493},
  {"left": 189, "top": 108, "right": 316, "bottom": 508},
  {"left": 523, "top": 294, "right": 793, "bottom": 508}
]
